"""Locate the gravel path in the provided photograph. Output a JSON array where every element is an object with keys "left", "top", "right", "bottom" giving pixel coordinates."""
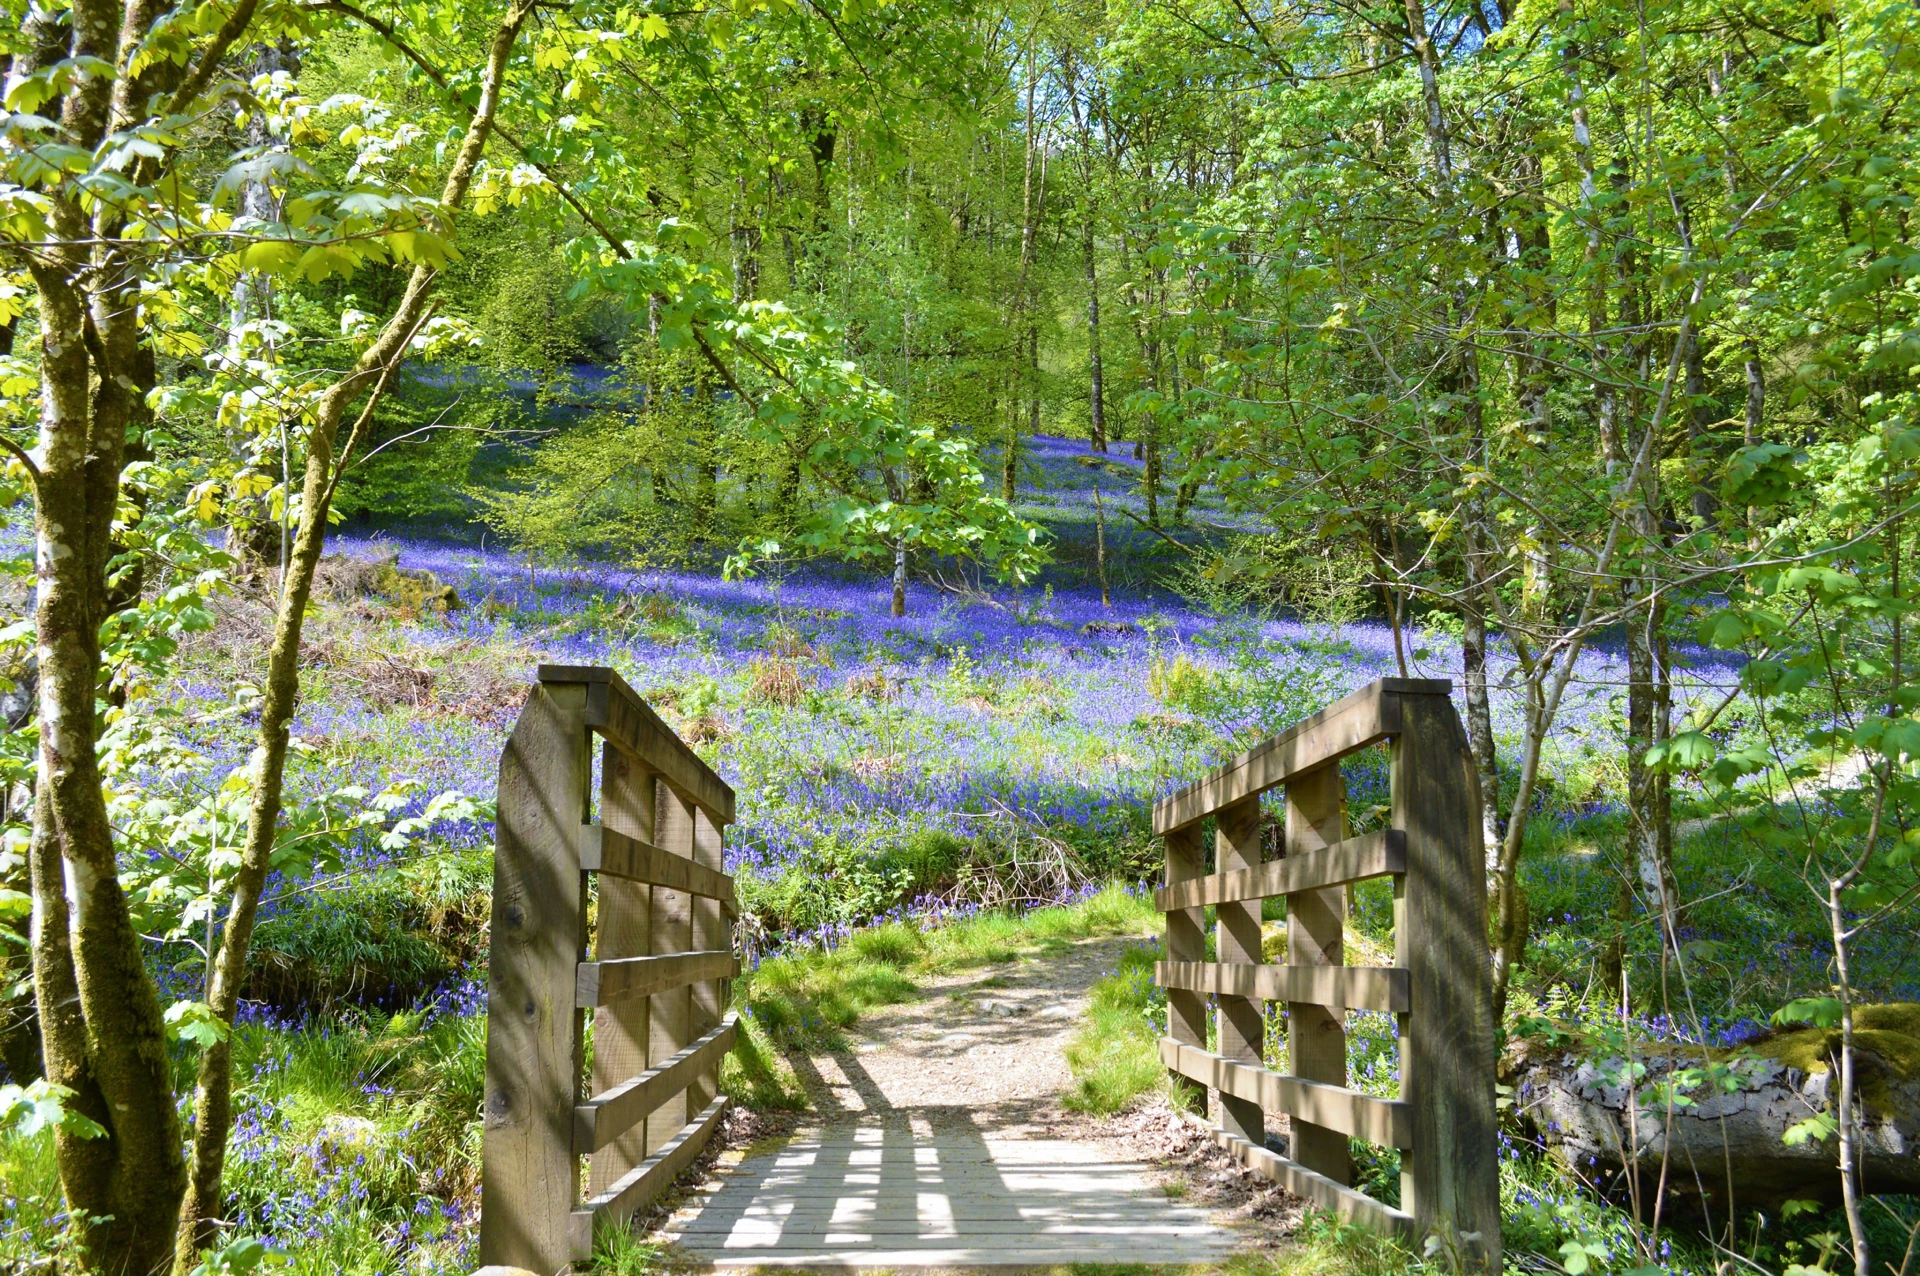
[{"left": 650, "top": 936, "right": 1300, "bottom": 1268}]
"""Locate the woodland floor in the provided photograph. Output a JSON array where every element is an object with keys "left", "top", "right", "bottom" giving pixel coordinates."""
[{"left": 644, "top": 937, "right": 1307, "bottom": 1269}]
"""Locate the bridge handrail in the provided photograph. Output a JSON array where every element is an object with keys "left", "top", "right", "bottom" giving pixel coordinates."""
[
  {"left": 480, "top": 667, "right": 737, "bottom": 1271},
  {"left": 1152, "top": 676, "right": 1499, "bottom": 1271}
]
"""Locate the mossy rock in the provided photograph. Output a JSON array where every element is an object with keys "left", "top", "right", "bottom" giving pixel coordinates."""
[
  {"left": 1746, "top": 1002, "right": 1920, "bottom": 1113},
  {"left": 1510, "top": 1003, "right": 1920, "bottom": 1205}
]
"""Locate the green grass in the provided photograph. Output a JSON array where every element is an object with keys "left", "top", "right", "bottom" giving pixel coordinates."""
[{"left": 1063, "top": 940, "right": 1167, "bottom": 1114}]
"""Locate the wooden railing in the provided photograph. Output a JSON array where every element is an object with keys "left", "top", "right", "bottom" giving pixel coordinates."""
[
  {"left": 480, "top": 666, "right": 738, "bottom": 1272},
  {"left": 1152, "top": 677, "right": 1499, "bottom": 1270}
]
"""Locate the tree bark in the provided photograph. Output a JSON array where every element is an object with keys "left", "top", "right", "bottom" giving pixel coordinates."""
[{"left": 1084, "top": 199, "right": 1107, "bottom": 452}]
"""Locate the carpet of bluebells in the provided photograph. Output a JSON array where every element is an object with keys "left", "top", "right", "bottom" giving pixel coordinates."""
[{"left": 4, "top": 434, "right": 1908, "bottom": 1273}]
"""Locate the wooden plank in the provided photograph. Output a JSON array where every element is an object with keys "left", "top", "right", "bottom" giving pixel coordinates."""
[
  {"left": 688, "top": 805, "right": 727, "bottom": 1122},
  {"left": 576, "top": 950, "right": 738, "bottom": 1007},
  {"left": 1286, "top": 762, "right": 1352, "bottom": 1186},
  {"left": 1153, "top": 679, "right": 1449, "bottom": 834},
  {"left": 648, "top": 784, "right": 697, "bottom": 1155},
  {"left": 480, "top": 682, "right": 590, "bottom": 1273},
  {"left": 1163, "top": 825, "right": 1208, "bottom": 1117},
  {"left": 1153, "top": 830, "right": 1405, "bottom": 911},
  {"left": 590, "top": 742, "right": 656, "bottom": 1196},
  {"left": 1176, "top": 1109, "right": 1415, "bottom": 1239},
  {"left": 1155, "top": 960, "right": 1409, "bottom": 1013},
  {"left": 568, "top": 1094, "right": 728, "bottom": 1260},
  {"left": 576, "top": 1013, "right": 738, "bottom": 1154},
  {"left": 581, "top": 822, "right": 736, "bottom": 910},
  {"left": 1392, "top": 690, "right": 1501, "bottom": 1271},
  {"left": 1159, "top": 1038, "right": 1412, "bottom": 1148},
  {"left": 540, "top": 664, "right": 736, "bottom": 823},
  {"left": 1214, "top": 796, "right": 1265, "bottom": 1146}
]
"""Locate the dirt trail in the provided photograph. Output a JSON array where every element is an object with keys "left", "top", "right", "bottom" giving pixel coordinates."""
[{"left": 651, "top": 936, "right": 1301, "bottom": 1268}]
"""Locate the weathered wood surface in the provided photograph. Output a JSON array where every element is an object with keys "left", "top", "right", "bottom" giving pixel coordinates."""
[
  {"left": 1160, "top": 1038, "right": 1412, "bottom": 1148},
  {"left": 1285, "top": 762, "right": 1352, "bottom": 1186},
  {"left": 688, "top": 805, "right": 727, "bottom": 1126},
  {"left": 1163, "top": 825, "right": 1208, "bottom": 1117},
  {"left": 1152, "top": 830, "right": 1405, "bottom": 910},
  {"left": 661, "top": 1126, "right": 1240, "bottom": 1268},
  {"left": 576, "top": 1013, "right": 738, "bottom": 1155},
  {"left": 481, "top": 683, "right": 590, "bottom": 1273},
  {"left": 1153, "top": 679, "right": 1449, "bottom": 834},
  {"left": 1393, "top": 693, "right": 1499, "bottom": 1266},
  {"left": 589, "top": 743, "right": 656, "bottom": 1196},
  {"left": 1214, "top": 797, "right": 1266, "bottom": 1146},
  {"left": 647, "top": 784, "right": 698, "bottom": 1156},
  {"left": 575, "top": 949, "right": 738, "bottom": 1008},
  {"left": 539, "top": 665, "right": 736, "bottom": 823},
  {"left": 1177, "top": 1110, "right": 1415, "bottom": 1239},
  {"left": 570, "top": 1094, "right": 729, "bottom": 1259},
  {"left": 1155, "top": 960, "right": 1409, "bottom": 1013},
  {"left": 581, "top": 822, "right": 736, "bottom": 908}
]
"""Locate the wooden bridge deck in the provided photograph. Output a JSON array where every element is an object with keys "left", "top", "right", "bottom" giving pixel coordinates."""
[{"left": 659, "top": 1117, "right": 1241, "bottom": 1267}]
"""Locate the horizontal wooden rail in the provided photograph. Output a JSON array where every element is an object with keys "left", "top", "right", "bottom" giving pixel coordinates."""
[
  {"left": 1153, "top": 830, "right": 1405, "bottom": 911},
  {"left": 1177, "top": 1110, "right": 1416, "bottom": 1238},
  {"left": 1153, "top": 679, "right": 1450, "bottom": 834},
  {"left": 1160, "top": 1037, "right": 1412, "bottom": 1148},
  {"left": 576, "top": 1012, "right": 738, "bottom": 1155},
  {"left": 582, "top": 824, "right": 737, "bottom": 910},
  {"left": 568, "top": 1094, "right": 728, "bottom": 1260},
  {"left": 540, "top": 665, "right": 736, "bottom": 823},
  {"left": 576, "top": 950, "right": 738, "bottom": 1008},
  {"left": 1157, "top": 959, "right": 1409, "bottom": 1014}
]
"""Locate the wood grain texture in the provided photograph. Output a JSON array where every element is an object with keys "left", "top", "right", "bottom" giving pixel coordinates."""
[
  {"left": 1153, "top": 829, "right": 1404, "bottom": 910},
  {"left": 539, "top": 665, "right": 736, "bottom": 824},
  {"left": 1163, "top": 826, "right": 1208, "bottom": 1116},
  {"left": 576, "top": 1013, "right": 737, "bottom": 1154},
  {"left": 568, "top": 1094, "right": 729, "bottom": 1260},
  {"left": 576, "top": 950, "right": 737, "bottom": 1008},
  {"left": 480, "top": 682, "right": 589, "bottom": 1273},
  {"left": 580, "top": 823, "right": 736, "bottom": 909},
  {"left": 647, "top": 783, "right": 697, "bottom": 1155},
  {"left": 1393, "top": 691, "right": 1501, "bottom": 1270},
  {"left": 589, "top": 743, "right": 656, "bottom": 1195},
  {"left": 1177, "top": 1110, "right": 1415, "bottom": 1239},
  {"left": 1152, "top": 680, "right": 1448, "bottom": 833},
  {"left": 1214, "top": 796, "right": 1265, "bottom": 1146},
  {"left": 1159, "top": 1038, "right": 1412, "bottom": 1148},
  {"left": 1154, "top": 960, "right": 1408, "bottom": 1013},
  {"left": 688, "top": 806, "right": 727, "bottom": 1118},
  {"left": 1285, "top": 762, "right": 1352, "bottom": 1186}
]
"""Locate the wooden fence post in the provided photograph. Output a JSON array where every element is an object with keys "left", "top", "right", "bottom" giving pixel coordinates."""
[
  {"left": 647, "top": 782, "right": 697, "bottom": 1153},
  {"left": 1392, "top": 689, "right": 1500, "bottom": 1266},
  {"left": 1164, "top": 826, "right": 1207, "bottom": 1115},
  {"left": 1285, "top": 763, "right": 1351, "bottom": 1186},
  {"left": 688, "top": 807, "right": 727, "bottom": 1116},
  {"left": 589, "top": 742, "right": 654, "bottom": 1196},
  {"left": 481, "top": 682, "right": 589, "bottom": 1273},
  {"left": 1215, "top": 797, "right": 1265, "bottom": 1145}
]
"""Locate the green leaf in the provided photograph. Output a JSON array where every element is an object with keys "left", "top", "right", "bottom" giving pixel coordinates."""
[
  {"left": 1772, "top": 997, "right": 1843, "bottom": 1029},
  {"left": 1, "top": 1079, "right": 106, "bottom": 1138},
  {"left": 164, "top": 999, "right": 231, "bottom": 1050},
  {"left": 1782, "top": 1113, "right": 1839, "bottom": 1147}
]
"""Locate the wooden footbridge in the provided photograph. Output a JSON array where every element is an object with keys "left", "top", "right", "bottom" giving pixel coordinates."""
[{"left": 476, "top": 670, "right": 1497, "bottom": 1272}]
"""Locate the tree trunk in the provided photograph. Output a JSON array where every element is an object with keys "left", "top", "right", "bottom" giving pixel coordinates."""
[
  {"left": 891, "top": 539, "right": 907, "bottom": 617},
  {"left": 1085, "top": 202, "right": 1107, "bottom": 452}
]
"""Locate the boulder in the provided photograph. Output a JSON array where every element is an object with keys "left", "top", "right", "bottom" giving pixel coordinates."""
[{"left": 1506, "top": 1004, "right": 1920, "bottom": 1206}]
